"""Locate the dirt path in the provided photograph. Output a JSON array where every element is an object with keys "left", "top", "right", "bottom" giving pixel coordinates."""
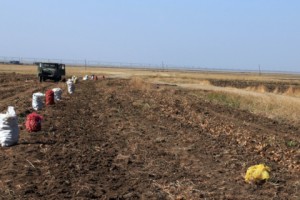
[{"left": 0, "top": 74, "right": 299, "bottom": 199}]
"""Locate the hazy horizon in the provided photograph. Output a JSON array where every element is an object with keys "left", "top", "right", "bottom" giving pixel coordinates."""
[{"left": 1, "top": 1, "right": 299, "bottom": 72}]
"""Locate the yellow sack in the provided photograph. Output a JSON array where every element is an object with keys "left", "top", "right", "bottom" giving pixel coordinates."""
[{"left": 245, "top": 164, "right": 270, "bottom": 183}]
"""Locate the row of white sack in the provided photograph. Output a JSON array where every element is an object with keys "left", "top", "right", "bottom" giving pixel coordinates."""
[
  {"left": 33, "top": 88, "right": 62, "bottom": 110},
  {"left": 0, "top": 88, "right": 64, "bottom": 146},
  {"left": 82, "top": 75, "right": 97, "bottom": 80},
  {"left": 33, "top": 82, "right": 75, "bottom": 111},
  {"left": 0, "top": 80, "right": 76, "bottom": 147}
]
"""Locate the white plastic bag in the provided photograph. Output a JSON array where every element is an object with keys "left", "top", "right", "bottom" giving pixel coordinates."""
[
  {"left": 83, "top": 75, "right": 88, "bottom": 80},
  {"left": 67, "top": 79, "right": 75, "bottom": 94},
  {"left": 32, "top": 92, "right": 45, "bottom": 110},
  {"left": 52, "top": 88, "right": 62, "bottom": 101},
  {"left": 0, "top": 107, "right": 19, "bottom": 147}
]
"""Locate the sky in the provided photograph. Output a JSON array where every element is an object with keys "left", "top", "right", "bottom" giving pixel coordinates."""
[{"left": 0, "top": 0, "right": 300, "bottom": 72}]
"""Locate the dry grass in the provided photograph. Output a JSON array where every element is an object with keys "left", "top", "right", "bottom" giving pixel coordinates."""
[
  {"left": 129, "top": 77, "right": 152, "bottom": 92},
  {"left": 246, "top": 85, "right": 269, "bottom": 93},
  {"left": 240, "top": 93, "right": 300, "bottom": 124},
  {"left": 245, "top": 85, "right": 300, "bottom": 98},
  {"left": 0, "top": 64, "right": 36, "bottom": 74},
  {"left": 284, "top": 86, "right": 300, "bottom": 97},
  {"left": 195, "top": 90, "right": 300, "bottom": 125},
  {"left": 144, "top": 71, "right": 300, "bottom": 85}
]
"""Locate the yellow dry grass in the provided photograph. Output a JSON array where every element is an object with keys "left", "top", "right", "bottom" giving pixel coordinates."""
[
  {"left": 284, "top": 86, "right": 300, "bottom": 97},
  {"left": 129, "top": 77, "right": 152, "bottom": 91},
  {"left": 205, "top": 91, "right": 300, "bottom": 125},
  {"left": 0, "top": 64, "right": 37, "bottom": 74}
]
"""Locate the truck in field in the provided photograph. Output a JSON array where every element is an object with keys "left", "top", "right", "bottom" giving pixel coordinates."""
[{"left": 36, "top": 62, "right": 65, "bottom": 82}]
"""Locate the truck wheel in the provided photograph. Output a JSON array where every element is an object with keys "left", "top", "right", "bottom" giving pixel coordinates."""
[
  {"left": 39, "top": 76, "right": 43, "bottom": 82},
  {"left": 54, "top": 77, "right": 60, "bottom": 82}
]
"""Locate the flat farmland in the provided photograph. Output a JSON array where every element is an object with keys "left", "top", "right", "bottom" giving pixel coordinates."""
[{"left": 0, "top": 66, "right": 300, "bottom": 199}]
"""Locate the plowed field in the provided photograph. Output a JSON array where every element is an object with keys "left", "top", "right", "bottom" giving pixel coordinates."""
[{"left": 0, "top": 73, "right": 299, "bottom": 199}]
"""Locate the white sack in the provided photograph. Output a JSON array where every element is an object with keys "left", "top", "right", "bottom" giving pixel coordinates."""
[
  {"left": 52, "top": 88, "right": 62, "bottom": 101},
  {"left": 72, "top": 75, "right": 78, "bottom": 83},
  {"left": 82, "top": 75, "right": 88, "bottom": 80},
  {"left": 67, "top": 79, "right": 75, "bottom": 94},
  {"left": 0, "top": 106, "right": 19, "bottom": 147},
  {"left": 32, "top": 92, "right": 45, "bottom": 111}
]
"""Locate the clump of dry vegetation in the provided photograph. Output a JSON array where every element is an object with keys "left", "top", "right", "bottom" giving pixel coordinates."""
[
  {"left": 129, "top": 77, "right": 152, "bottom": 91},
  {"left": 194, "top": 90, "right": 300, "bottom": 125},
  {"left": 284, "top": 86, "right": 300, "bottom": 97}
]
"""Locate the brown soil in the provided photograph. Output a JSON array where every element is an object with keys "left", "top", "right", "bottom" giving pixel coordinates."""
[
  {"left": 210, "top": 79, "right": 300, "bottom": 93},
  {"left": 0, "top": 73, "right": 299, "bottom": 199}
]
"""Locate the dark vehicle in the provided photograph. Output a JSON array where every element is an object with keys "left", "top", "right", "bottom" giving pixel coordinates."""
[
  {"left": 10, "top": 60, "right": 21, "bottom": 65},
  {"left": 37, "top": 62, "right": 65, "bottom": 82}
]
